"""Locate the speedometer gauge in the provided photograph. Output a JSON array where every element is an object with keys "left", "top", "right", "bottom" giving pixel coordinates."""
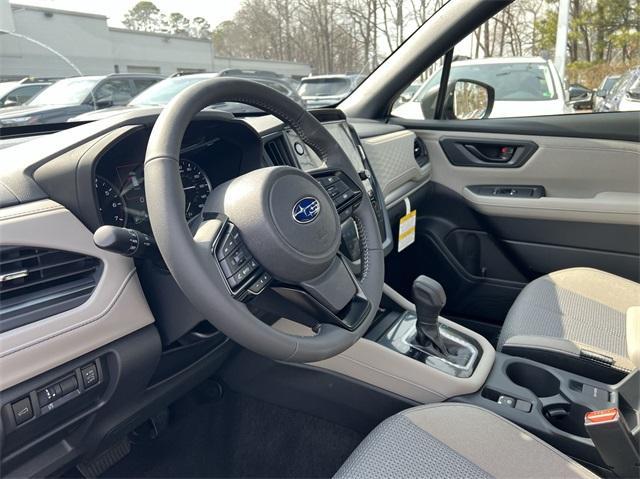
[
  {"left": 95, "top": 176, "right": 127, "bottom": 227},
  {"left": 179, "top": 159, "right": 212, "bottom": 221}
]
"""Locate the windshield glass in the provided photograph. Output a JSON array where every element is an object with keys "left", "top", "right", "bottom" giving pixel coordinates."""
[
  {"left": 130, "top": 76, "right": 208, "bottom": 106},
  {"left": 417, "top": 62, "right": 556, "bottom": 101},
  {"left": 299, "top": 78, "right": 351, "bottom": 97},
  {"left": 603, "top": 76, "right": 621, "bottom": 91},
  {"left": 0, "top": 82, "right": 19, "bottom": 97},
  {"left": 28, "top": 77, "right": 101, "bottom": 106},
  {"left": 1, "top": 0, "right": 439, "bottom": 123}
]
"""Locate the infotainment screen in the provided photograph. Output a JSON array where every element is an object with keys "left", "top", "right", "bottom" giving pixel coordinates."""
[
  {"left": 290, "top": 120, "right": 366, "bottom": 173},
  {"left": 321, "top": 121, "right": 366, "bottom": 173}
]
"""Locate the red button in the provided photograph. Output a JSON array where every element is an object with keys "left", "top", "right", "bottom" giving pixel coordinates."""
[{"left": 585, "top": 408, "right": 619, "bottom": 424}]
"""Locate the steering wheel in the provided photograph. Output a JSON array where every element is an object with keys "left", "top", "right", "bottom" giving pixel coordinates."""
[{"left": 144, "top": 78, "right": 384, "bottom": 363}]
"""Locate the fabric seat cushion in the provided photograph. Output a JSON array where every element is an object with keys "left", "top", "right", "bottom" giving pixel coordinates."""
[
  {"left": 497, "top": 268, "right": 639, "bottom": 378},
  {"left": 335, "top": 403, "right": 596, "bottom": 478}
]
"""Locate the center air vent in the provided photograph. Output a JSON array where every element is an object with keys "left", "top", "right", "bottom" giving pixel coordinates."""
[
  {"left": 0, "top": 246, "right": 101, "bottom": 332},
  {"left": 264, "top": 135, "right": 294, "bottom": 167},
  {"left": 414, "top": 137, "right": 429, "bottom": 168}
]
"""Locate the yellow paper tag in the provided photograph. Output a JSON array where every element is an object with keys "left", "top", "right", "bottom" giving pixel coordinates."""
[{"left": 398, "top": 210, "right": 416, "bottom": 252}]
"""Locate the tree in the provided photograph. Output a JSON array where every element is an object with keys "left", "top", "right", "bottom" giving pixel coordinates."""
[
  {"left": 165, "top": 12, "right": 191, "bottom": 36},
  {"left": 190, "top": 17, "right": 212, "bottom": 39},
  {"left": 123, "top": 1, "right": 163, "bottom": 32}
]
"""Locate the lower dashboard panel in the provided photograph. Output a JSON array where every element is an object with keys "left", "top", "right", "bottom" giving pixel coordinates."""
[{"left": 0, "top": 325, "right": 234, "bottom": 478}]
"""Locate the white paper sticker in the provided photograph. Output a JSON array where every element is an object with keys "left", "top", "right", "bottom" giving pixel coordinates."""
[{"left": 398, "top": 198, "right": 416, "bottom": 252}]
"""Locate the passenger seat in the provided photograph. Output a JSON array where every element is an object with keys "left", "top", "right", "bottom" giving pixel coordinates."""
[{"left": 497, "top": 268, "right": 640, "bottom": 382}]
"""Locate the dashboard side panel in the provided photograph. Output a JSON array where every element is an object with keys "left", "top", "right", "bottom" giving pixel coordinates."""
[
  {"left": 360, "top": 130, "right": 431, "bottom": 208},
  {"left": 0, "top": 200, "right": 154, "bottom": 391}
]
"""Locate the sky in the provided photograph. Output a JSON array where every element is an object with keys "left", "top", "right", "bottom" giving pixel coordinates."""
[{"left": 10, "top": 0, "right": 244, "bottom": 29}]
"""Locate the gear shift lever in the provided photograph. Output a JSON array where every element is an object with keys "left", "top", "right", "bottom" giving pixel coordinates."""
[{"left": 412, "top": 276, "right": 450, "bottom": 357}]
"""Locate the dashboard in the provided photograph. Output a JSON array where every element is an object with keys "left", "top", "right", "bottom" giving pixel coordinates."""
[
  {"left": 93, "top": 115, "right": 390, "bottom": 253},
  {"left": 0, "top": 108, "right": 423, "bottom": 478}
]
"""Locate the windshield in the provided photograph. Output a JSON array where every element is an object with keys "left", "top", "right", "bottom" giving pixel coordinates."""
[
  {"left": 417, "top": 62, "right": 556, "bottom": 102},
  {"left": 130, "top": 76, "right": 208, "bottom": 106},
  {"left": 603, "top": 77, "right": 621, "bottom": 91},
  {"left": 299, "top": 78, "right": 351, "bottom": 97},
  {"left": 28, "top": 77, "right": 101, "bottom": 106},
  {"left": 0, "top": 82, "right": 19, "bottom": 98},
  {"left": 1, "top": 0, "right": 437, "bottom": 123}
]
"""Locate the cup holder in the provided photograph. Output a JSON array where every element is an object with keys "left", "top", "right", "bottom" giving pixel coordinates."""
[{"left": 506, "top": 362, "right": 560, "bottom": 397}]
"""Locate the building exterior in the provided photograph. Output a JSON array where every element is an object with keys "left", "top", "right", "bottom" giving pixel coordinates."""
[{"left": 0, "top": 1, "right": 310, "bottom": 80}]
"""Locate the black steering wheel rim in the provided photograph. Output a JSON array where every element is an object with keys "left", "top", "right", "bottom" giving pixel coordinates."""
[{"left": 144, "top": 77, "right": 384, "bottom": 362}]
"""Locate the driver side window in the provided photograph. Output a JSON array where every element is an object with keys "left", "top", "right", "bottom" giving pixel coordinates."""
[{"left": 392, "top": 0, "right": 640, "bottom": 120}]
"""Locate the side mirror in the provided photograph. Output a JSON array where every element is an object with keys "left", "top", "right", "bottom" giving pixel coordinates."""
[
  {"left": 595, "top": 89, "right": 607, "bottom": 98},
  {"left": 94, "top": 97, "right": 113, "bottom": 109},
  {"left": 420, "top": 79, "right": 494, "bottom": 120},
  {"left": 445, "top": 79, "right": 495, "bottom": 120},
  {"left": 2, "top": 99, "right": 18, "bottom": 108},
  {"left": 399, "top": 93, "right": 412, "bottom": 103}
]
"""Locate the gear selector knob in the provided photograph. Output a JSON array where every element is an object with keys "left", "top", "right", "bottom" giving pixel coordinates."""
[{"left": 412, "top": 276, "right": 449, "bottom": 356}]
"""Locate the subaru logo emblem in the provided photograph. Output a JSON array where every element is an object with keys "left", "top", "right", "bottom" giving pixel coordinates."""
[{"left": 292, "top": 197, "right": 320, "bottom": 224}]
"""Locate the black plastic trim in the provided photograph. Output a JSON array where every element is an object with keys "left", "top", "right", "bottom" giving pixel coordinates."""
[
  {"left": 440, "top": 137, "right": 538, "bottom": 168},
  {"left": 392, "top": 111, "right": 640, "bottom": 143}
]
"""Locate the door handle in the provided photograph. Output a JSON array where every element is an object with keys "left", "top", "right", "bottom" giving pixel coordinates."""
[
  {"left": 440, "top": 137, "right": 538, "bottom": 168},
  {"left": 463, "top": 144, "right": 514, "bottom": 163}
]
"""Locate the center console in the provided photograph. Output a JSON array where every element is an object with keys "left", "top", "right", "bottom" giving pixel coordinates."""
[
  {"left": 375, "top": 277, "right": 640, "bottom": 477},
  {"left": 279, "top": 273, "right": 640, "bottom": 477},
  {"left": 453, "top": 354, "right": 639, "bottom": 476}
]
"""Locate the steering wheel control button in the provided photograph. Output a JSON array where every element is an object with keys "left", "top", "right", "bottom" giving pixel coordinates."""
[
  {"left": 318, "top": 176, "right": 338, "bottom": 187},
  {"left": 314, "top": 171, "right": 362, "bottom": 214},
  {"left": 81, "top": 363, "right": 99, "bottom": 388},
  {"left": 231, "top": 261, "right": 258, "bottom": 285},
  {"left": 217, "top": 229, "right": 241, "bottom": 259},
  {"left": 12, "top": 397, "right": 33, "bottom": 425},
  {"left": 249, "top": 272, "right": 271, "bottom": 294}
]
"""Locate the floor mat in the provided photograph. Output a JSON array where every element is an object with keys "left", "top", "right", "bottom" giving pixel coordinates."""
[{"left": 103, "top": 386, "right": 363, "bottom": 478}]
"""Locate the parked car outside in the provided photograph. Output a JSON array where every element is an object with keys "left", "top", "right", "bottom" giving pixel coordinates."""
[
  {"left": 396, "top": 81, "right": 423, "bottom": 104},
  {"left": 69, "top": 72, "right": 307, "bottom": 122},
  {"left": 298, "top": 74, "right": 364, "bottom": 108},
  {"left": 593, "top": 74, "right": 621, "bottom": 111},
  {"left": 0, "top": 73, "right": 163, "bottom": 126},
  {"left": 217, "top": 69, "right": 306, "bottom": 107},
  {"left": 392, "top": 57, "right": 569, "bottom": 119},
  {"left": 595, "top": 67, "right": 640, "bottom": 113},
  {"left": 0, "top": 78, "right": 54, "bottom": 108}
]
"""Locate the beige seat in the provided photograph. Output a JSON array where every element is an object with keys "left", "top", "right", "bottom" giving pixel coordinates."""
[
  {"left": 335, "top": 403, "right": 596, "bottom": 478},
  {"left": 497, "top": 268, "right": 640, "bottom": 381}
]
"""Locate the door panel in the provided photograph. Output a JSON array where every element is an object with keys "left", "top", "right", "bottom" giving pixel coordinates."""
[
  {"left": 386, "top": 114, "right": 640, "bottom": 331},
  {"left": 420, "top": 130, "right": 640, "bottom": 225}
]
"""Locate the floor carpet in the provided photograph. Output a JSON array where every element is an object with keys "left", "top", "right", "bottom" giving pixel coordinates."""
[{"left": 102, "top": 385, "right": 363, "bottom": 478}]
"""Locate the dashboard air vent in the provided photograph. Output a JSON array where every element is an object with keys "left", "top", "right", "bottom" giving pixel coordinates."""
[
  {"left": 0, "top": 246, "right": 100, "bottom": 332},
  {"left": 264, "top": 135, "right": 294, "bottom": 167},
  {"left": 413, "top": 137, "right": 429, "bottom": 168}
]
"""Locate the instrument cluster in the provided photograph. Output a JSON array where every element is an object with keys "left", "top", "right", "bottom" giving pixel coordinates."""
[{"left": 94, "top": 124, "right": 247, "bottom": 235}]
